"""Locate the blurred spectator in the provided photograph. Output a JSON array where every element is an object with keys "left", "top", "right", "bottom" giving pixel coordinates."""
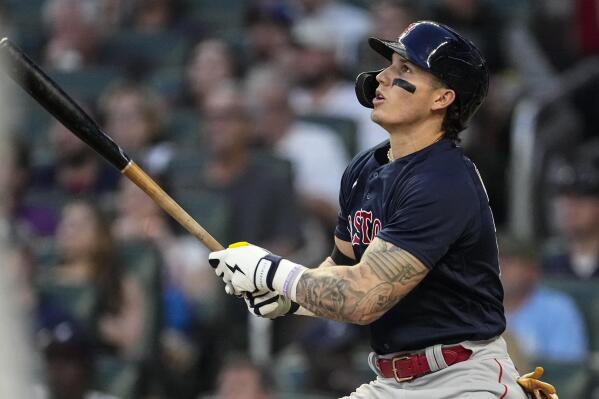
[
  {"left": 431, "top": 0, "right": 506, "bottom": 72},
  {"left": 112, "top": 177, "right": 217, "bottom": 329},
  {"left": 42, "top": 0, "right": 102, "bottom": 71},
  {"left": 529, "top": 0, "right": 579, "bottom": 71},
  {"left": 245, "top": 66, "right": 348, "bottom": 229},
  {"left": 242, "top": 3, "right": 294, "bottom": 72},
  {"left": 30, "top": 120, "right": 119, "bottom": 198},
  {"left": 170, "top": 85, "right": 306, "bottom": 358},
  {"left": 42, "top": 200, "right": 146, "bottom": 359},
  {"left": 544, "top": 142, "right": 599, "bottom": 278},
  {"left": 113, "top": 177, "right": 216, "bottom": 288},
  {"left": 0, "top": 135, "right": 58, "bottom": 237},
  {"left": 131, "top": 0, "right": 180, "bottom": 33},
  {"left": 289, "top": 18, "right": 387, "bottom": 151},
  {"left": 95, "top": 0, "right": 129, "bottom": 33},
  {"left": 291, "top": 0, "right": 372, "bottom": 68},
  {"left": 185, "top": 38, "right": 238, "bottom": 110},
  {"left": 35, "top": 319, "right": 119, "bottom": 399},
  {"left": 500, "top": 235, "right": 588, "bottom": 362},
  {"left": 113, "top": 179, "right": 216, "bottom": 399},
  {"left": 198, "top": 84, "right": 303, "bottom": 255},
  {"left": 98, "top": 82, "right": 174, "bottom": 176},
  {"left": 111, "top": 176, "right": 220, "bottom": 396},
  {"left": 214, "top": 355, "right": 273, "bottom": 399},
  {"left": 356, "top": 0, "right": 419, "bottom": 73}
]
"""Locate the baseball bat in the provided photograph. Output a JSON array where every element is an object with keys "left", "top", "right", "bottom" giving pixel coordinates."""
[{"left": 0, "top": 38, "right": 224, "bottom": 252}]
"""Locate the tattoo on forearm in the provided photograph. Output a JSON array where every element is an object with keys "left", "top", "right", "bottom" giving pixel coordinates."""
[{"left": 296, "top": 238, "right": 428, "bottom": 323}]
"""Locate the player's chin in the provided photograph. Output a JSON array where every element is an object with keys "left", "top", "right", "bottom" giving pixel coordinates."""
[{"left": 371, "top": 108, "right": 389, "bottom": 126}]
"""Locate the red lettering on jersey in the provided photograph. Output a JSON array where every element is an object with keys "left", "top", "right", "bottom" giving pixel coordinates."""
[
  {"left": 349, "top": 209, "right": 381, "bottom": 245},
  {"left": 372, "top": 218, "right": 381, "bottom": 238},
  {"left": 350, "top": 214, "right": 361, "bottom": 245},
  {"left": 357, "top": 210, "right": 373, "bottom": 244}
]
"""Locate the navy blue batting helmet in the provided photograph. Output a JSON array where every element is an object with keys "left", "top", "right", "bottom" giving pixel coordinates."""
[{"left": 356, "top": 21, "right": 489, "bottom": 133}]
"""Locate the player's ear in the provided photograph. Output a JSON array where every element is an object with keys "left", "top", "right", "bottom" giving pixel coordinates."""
[{"left": 431, "top": 88, "right": 455, "bottom": 112}]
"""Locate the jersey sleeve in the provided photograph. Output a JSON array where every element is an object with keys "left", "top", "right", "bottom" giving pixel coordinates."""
[{"left": 377, "top": 174, "right": 476, "bottom": 269}]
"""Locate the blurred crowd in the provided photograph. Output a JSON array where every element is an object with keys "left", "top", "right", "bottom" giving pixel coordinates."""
[{"left": 0, "top": 0, "right": 598, "bottom": 398}]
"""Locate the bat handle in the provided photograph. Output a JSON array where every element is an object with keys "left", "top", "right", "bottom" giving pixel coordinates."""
[{"left": 122, "top": 161, "right": 225, "bottom": 252}]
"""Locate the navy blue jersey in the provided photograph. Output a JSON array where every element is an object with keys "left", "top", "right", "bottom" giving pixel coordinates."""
[{"left": 335, "top": 139, "right": 505, "bottom": 354}]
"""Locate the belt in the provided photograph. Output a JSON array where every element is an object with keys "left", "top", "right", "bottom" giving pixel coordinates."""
[{"left": 375, "top": 345, "right": 472, "bottom": 383}]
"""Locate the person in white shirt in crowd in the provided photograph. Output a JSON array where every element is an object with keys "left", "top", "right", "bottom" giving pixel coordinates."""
[
  {"left": 291, "top": 0, "right": 372, "bottom": 68},
  {"left": 289, "top": 18, "right": 387, "bottom": 151},
  {"left": 245, "top": 65, "right": 348, "bottom": 230}
]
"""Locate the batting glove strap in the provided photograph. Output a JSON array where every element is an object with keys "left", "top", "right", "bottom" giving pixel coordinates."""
[
  {"left": 287, "top": 301, "right": 300, "bottom": 315},
  {"left": 264, "top": 254, "right": 283, "bottom": 291}
]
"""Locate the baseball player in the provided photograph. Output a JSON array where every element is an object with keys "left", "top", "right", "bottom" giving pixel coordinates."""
[{"left": 209, "top": 21, "right": 557, "bottom": 399}]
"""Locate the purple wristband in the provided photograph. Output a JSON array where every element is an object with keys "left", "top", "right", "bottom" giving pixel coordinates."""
[{"left": 282, "top": 265, "right": 304, "bottom": 298}]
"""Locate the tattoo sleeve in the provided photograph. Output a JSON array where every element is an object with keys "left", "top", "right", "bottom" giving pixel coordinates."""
[{"left": 295, "top": 238, "right": 429, "bottom": 324}]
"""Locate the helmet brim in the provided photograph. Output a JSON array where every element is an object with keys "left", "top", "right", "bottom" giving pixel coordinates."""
[
  {"left": 368, "top": 37, "right": 408, "bottom": 62},
  {"left": 368, "top": 37, "right": 428, "bottom": 70}
]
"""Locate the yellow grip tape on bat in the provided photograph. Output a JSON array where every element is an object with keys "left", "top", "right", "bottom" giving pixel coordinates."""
[{"left": 228, "top": 241, "right": 250, "bottom": 248}]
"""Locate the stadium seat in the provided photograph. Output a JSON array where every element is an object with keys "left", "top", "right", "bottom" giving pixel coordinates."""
[
  {"left": 297, "top": 114, "right": 358, "bottom": 158},
  {"left": 47, "top": 66, "right": 122, "bottom": 104},
  {"left": 101, "top": 31, "right": 190, "bottom": 74},
  {"left": 5, "top": 0, "right": 45, "bottom": 43},
  {"left": 164, "top": 108, "right": 202, "bottom": 145},
  {"left": 164, "top": 148, "right": 208, "bottom": 190},
  {"left": 37, "top": 280, "right": 98, "bottom": 333},
  {"left": 147, "top": 67, "right": 186, "bottom": 104},
  {"left": 186, "top": 0, "right": 249, "bottom": 35},
  {"left": 251, "top": 151, "right": 295, "bottom": 185},
  {"left": 172, "top": 189, "right": 232, "bottom": 245}
]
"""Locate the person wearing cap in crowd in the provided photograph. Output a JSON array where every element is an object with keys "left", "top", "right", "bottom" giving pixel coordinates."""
[
  {"left": 35, "top": 319, "right": 120, "bottom": 399},
  {"left": 543, "top": 141, "right": 599, "bottom": 279}
]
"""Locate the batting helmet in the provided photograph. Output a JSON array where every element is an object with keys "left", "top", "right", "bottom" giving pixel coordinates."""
[{"left": 355, "top": 21, "right": 489, "bottom": 134}]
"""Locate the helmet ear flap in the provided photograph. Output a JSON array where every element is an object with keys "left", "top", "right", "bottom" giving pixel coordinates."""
[{"left": 355, "top": 69, "right": 382, "bottom": 109}]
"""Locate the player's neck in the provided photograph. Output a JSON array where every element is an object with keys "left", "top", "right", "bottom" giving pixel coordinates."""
[{"left": 388, "top": 122, "right": 444, "bottom": 160}]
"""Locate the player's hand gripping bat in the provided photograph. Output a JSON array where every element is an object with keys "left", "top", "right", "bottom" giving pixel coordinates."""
[{"left": 0, "top": 38, "right": 224, "bottom": 252}]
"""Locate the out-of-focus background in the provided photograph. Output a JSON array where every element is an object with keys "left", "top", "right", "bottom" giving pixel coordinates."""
[{"left": 0, "top": 0, "right": 598, "bottom": 398}]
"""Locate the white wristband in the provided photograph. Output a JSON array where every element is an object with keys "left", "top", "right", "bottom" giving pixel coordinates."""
[{"left": 271, "top": 259, "right": 307, "bottom": 301}]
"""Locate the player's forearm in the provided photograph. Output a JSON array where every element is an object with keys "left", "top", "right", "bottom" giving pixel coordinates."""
[
  {"left": 295, "top": 265, "right": 388, "bottom": 324},
  {"left": 294, "top": 239, "right": 428, "bottom": 325},
  {"left": 292, "top": 256, "right": 346, "bottom": 318}
]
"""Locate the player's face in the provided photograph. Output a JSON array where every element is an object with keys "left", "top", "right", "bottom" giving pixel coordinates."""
[{"left": 371, "top": 53, "right": 454, "bottom": 131}]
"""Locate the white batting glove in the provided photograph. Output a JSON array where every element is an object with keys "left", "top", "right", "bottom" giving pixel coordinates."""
[
  {"left": 245, "top": 290, "right": 300, "bottom": 319},
  {"left": 207, "top": 246, "right": 238, "bottom": 296},
  {"left": 208, "top": 242, "right": 307, "bottom": 300}
]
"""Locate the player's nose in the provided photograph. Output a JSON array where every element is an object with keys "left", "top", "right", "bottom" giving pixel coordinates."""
[{"left": 375, "top": 68, "right": 391, "bottom": 87}]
